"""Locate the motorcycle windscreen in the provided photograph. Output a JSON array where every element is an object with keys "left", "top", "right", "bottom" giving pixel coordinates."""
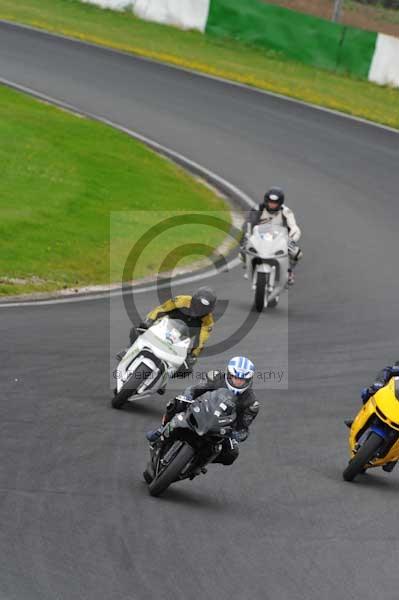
[
  {"left": 251, "top": 224, "right": 288, "bottom": 258},
  {"left": 145, "top": 317, "right": 191, "bottom": 355},
  {"left": 254, "top": 224, "right": 287, "bottom": 240},
  {"left": 188, "top": 391, "right": 236, "bottom": 436}
]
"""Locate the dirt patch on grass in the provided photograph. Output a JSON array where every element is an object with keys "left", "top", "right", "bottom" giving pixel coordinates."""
[{"left": 264, "top": 0, "right": 399, "bottom": 36}]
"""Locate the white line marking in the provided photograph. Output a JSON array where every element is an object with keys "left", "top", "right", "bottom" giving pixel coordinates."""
[{"left": 0, "top": 258, "right": 241, "bottom": 308}]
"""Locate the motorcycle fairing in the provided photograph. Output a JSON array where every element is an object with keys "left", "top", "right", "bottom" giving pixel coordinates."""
[
  {"left": 246, "top": 224, "right": 289, "bottom": 301},
  {"left": 349, "top": 382, "right": 399, "bottom": 467},
  {"left": 116, "top": 317, "right": 191, "bottom": 396},
  {"left": 373, "top": 378, "right": 399, "bottom": 429}
]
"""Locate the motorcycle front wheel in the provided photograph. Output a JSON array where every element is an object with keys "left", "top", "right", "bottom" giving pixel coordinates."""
[
  {"left": 254, "top": 272, "right": 268, "bottom": 312},
  {"left": 149, "top": 443, "right": 195, "bottom": 497},
  {"left": 112, "top": 363, "right": 153, "bottom": 409},
  {"left": 342, "top": 432, "right": 383, "bottom": 482}
]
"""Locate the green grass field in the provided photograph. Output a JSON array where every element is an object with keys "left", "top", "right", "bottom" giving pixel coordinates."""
[
  {"left": 0, "top": 85, "right": 229, "bottom": 296},
  {"left": 0, "top": 0, "right": 398, "bottom": 129}
]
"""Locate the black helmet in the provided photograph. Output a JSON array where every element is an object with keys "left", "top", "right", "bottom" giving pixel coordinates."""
[
  {"left": 188, "top": 286, "right": 216, "bottom": 317},
  {"left": 264, "top": 187, "right": 284, "bottom": 214}
]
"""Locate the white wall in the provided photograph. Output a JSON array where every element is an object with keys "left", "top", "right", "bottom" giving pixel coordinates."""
[
  {"left": 134, "top": 1, "right": 209, "bottom": 32},
  {"left": 81, "top": 1, "right": 399, "bottom": 87},
  {"left": 82, "top": 0, "right": 210, "bottom": 32},
  {"left": 369, "top": 33, "right": 399, "bottom": 88}
]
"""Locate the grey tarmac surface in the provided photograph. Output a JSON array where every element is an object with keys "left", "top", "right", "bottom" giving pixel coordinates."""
[{"left": 1, "top": 20, "right": 399, "bottom": 600}]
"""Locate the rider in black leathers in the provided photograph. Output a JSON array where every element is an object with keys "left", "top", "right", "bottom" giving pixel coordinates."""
[{"left": 146, "top": 357, "right": 259, "bottom": 465}]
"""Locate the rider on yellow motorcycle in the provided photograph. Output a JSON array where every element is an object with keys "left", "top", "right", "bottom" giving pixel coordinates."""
[
  {"left": 345, "top": 361, "right": 399, "bottom": 473},
  {"left": 345, "top": 362, "right": 399, "bottom": 420},
  {"left": 360, "top": 362, "right": 399, "bottom": 404}
]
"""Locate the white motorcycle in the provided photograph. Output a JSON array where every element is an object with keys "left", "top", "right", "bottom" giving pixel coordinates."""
[
  {"left": 112, "top": 317, "right": 192, "bottom": 409},
  {"left": 243, "top": 224, "right": 289, "bottom": 311}
]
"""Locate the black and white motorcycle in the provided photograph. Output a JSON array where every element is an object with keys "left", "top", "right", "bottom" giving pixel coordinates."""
[
  {"left": 112, "top": 317, "right": 192, "bottom": 409},
  {"left": 243, "top": 223, "right": 290, "bottom": 311},
  {"left": 143, "top": 389, "right": 237, "bottom": 497}
]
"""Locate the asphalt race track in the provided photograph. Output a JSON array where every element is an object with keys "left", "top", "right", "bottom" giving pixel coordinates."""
[{"left": 1, "top": 20, "right": 399, "bottom": 600}]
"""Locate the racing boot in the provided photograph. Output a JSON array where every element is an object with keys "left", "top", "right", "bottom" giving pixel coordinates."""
[
  {"left": 383, "top": 461, "right": 398, "bottom": 473},
  {"left": 189, "top": 466, "right": 208, "bottom": 479},
  {"left": 287, "top": 269, "right": 295, "bottom": 286},
  {"left": 143, "top": 459, "right": 155, "bottom": 483},
  {"left": 145, "top": 427, "right": 163, "bottom": 443},
  {"left": 115, "top": 348, "right": 127, "bottom": 361},
  {"left": 143, "top": 467, "right": 153, "bottom": 484}
]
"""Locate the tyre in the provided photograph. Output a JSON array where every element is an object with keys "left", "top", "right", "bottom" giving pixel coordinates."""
[
  {"left": 111, "top": 362, "right": 152, "bottom": 409},
  {"left": 342, "top": 432, "right": 383, "bottom": 482},
  {"left": 149, "top": 443, "right": 195, "bottom": 497},
  {"left": 254, "top": 272, "right": 268, "bottom": 313}
]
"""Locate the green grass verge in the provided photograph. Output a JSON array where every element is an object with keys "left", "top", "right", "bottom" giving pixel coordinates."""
[
  {"left": 0, "top": 0, "right": 398, "bottom": 129},
  {"left": 0, "top": 84, "right": 229, "bottom": 296}
]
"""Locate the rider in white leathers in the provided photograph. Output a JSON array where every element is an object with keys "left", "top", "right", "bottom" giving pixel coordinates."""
[{"left": 241, "top": 187, "right": 302, "bottom": 285}]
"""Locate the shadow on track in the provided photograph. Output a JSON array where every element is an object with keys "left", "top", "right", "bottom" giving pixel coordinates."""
[
  {"left": 110, "top": 399, "right": 165, "bottom": 419},
  {"left": 323, "top": 465, "right": 399, "bottom": 494},
  {"left": 136, "top": 481, "right": 226, "bottom": 510},
  {"left": 342, "top": 472, "right": 399, "bottom": 493}
]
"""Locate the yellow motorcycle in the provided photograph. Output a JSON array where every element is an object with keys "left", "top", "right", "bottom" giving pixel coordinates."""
[{"left": 343, "top": 376, "right": 399, "bottom": 482}]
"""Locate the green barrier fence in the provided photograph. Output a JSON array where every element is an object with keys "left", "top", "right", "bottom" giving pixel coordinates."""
[
  {"left": 206, "top": 0, "right": 377, "bottom": 79},
  {"left": 336, "top": 26, "right": 377, "bottom": 77}
]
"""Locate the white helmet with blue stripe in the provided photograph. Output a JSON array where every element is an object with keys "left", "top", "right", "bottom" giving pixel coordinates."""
[{"left": 226, "top": 356, "right": 255, "bottom": 395}]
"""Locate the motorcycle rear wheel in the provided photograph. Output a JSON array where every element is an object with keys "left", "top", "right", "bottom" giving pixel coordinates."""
[
  {"left": 342, "top": 432, "right": 383, "bottom": 482},
  {"left": 112, "top": 362, "right": 152, "bottom": 409},
  {"left": 149, "top": 443, "right": 195, "bottom": 497}
]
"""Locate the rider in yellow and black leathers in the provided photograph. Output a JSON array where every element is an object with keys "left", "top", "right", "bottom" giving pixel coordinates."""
[
  {"left": 118, "top": 287, "right": 217, "bottom": 371},
  {"left": 145, "top": 293, "right": 215, "bottom": 358}
]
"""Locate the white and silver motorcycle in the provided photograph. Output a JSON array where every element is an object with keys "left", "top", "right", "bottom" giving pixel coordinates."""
[
  {"left": 112, "top": 317, "right": 192, "bottom": 409},
  {"left": 243, "top": 223, "right": 289, "bottom": 311}
]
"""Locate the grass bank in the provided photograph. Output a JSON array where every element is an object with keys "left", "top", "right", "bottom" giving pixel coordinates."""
[
  {"left": 0, "top": 0, "right": 398, "bottom": 129},
  {"left": 0, "top": 84, "right": 229, "bottom": 296}
]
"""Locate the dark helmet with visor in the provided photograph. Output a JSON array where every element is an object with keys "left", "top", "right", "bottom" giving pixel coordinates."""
[
  {"left": 264, "top": 187, "right": 285, "bottom": 214},
  {"left": 188, "top": 287, "right": 217, "bottom": 317}
]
